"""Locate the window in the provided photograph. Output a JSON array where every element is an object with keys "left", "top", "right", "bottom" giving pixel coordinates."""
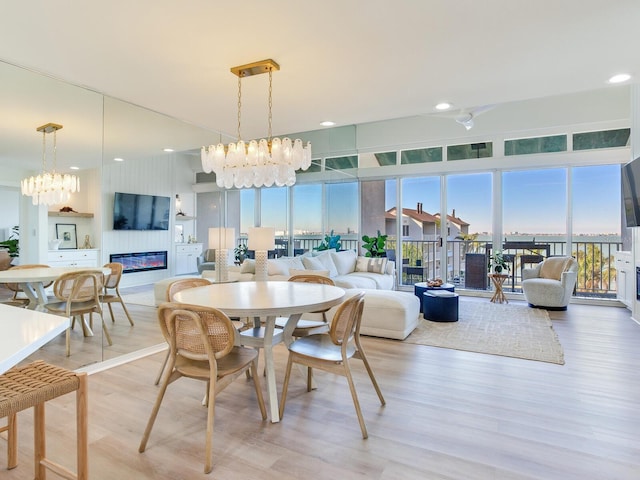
[
  {"left": 447, "top": 142, "right": 493, "bottom": 160},
  {"left": 573, "top": 128, "right": 630, "bottom": 150},
  {"left": 505, "top": 135, "right": 567, "bottom": 155},
  {"left": 402, "top": 225, "right": 409, "bottom": 236},
  {"left": 400, "top": 147, "right": 442, "bottom": 164}
]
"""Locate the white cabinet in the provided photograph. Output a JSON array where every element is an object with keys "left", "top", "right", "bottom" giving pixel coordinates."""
[
  {"left": 47, "top": 249, "right": 100, "bottom": 267},
  {"left": 615, "top": 251, "right": 633, "bottom": 308},
  {"left": 175, "top": 243, "right": 202, "bottom": 275}
]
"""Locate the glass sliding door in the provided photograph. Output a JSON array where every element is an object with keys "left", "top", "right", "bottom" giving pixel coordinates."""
[
  {"left": 446, "top": 172, "right": 493, "bottom": 289},
  {"left": 292, "top": 183, "right": 322, "bottom": 254},
  {"left": 502, "top": 168, "right": 567, "bottom": 292},
  {"left": 260, "top": 187, "right": 289, "bottom": 256},
  {"left": 399, "top": 176, "right": 441, "bottom": 285},
  {"left": 326, "top": 182, "right": 359, "bottom": 251},
  {"left": 571, "top": 164, "right": 621, "bottom": 297}
]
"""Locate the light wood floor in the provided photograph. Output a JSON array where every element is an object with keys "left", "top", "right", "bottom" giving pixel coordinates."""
[{"left": 2, "top": 296, "right": 639, "bottom": 479}]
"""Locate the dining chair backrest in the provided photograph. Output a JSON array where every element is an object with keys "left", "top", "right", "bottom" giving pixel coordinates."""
[
  {"left": 330, "top": 292, "right": 365, "bottom": 347},
  {"left": 103, "top": 262, "right": 123, "bottom": 289},
  {"left": 165, "top": 278, "right": 211, "bottom": 302},
  {"left": 53, "top": 270, "right": 104, "bottom": 303},
  {"left": 4, "top": 264, "right": 53, "bottom": 293},
  {"left": 157, "top": 302, "right": 235, "bottom": 363},
  {"left": 288, "top": 274, "right": 335, "bottom": 286}
]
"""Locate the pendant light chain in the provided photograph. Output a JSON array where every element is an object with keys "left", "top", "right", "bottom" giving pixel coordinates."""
[
  {"left": 268, "top": 68, "right": 273, "bottom": 142},
  {"left": 52, "top": 128, "right": 58, "bottom": 172},
  {"left": 237, "top": 74, "right": 242, "bottom": 141},
  {"left": 41, "top": 129, "right": 47, "bottom": 173}
]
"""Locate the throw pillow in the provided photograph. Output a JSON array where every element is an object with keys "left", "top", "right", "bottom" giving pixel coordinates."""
[
  {"left": 240, "top": 259, "right": 256, "bottom": 274},
  {"left": 313, "top": 251, "right": 339, "bottom": 277},
  {"left": 267, "top": 257, "right": 305, "bottom": 276},
  {"left": 355, "top": 256, "right": 388, "bottom": 274},
  {"left": 330, "top": 250, "right": 357, "bottom": 276},
  {"left": 302, "top": 256, "right": 324, "bottom": 271},
  {"left": 539, "top": 257, "right": 571, "bottom": 280}
]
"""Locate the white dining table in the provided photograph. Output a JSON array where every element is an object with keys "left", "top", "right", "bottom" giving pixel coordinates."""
[
  {"left": 173, "top": 280, "right": 345, "bottom": 422},
  {"left": 0, "top": 303, "right": 70, "bottom": 374},
  {"left": 0, "top": 266, "right": 111, "bottom": 310}
]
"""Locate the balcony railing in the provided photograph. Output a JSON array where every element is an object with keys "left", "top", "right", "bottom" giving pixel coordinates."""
[{"left": 237, "top": 235, "right": 621, "bottom": 299}]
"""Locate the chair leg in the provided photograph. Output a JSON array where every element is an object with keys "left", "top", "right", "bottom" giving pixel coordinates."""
[
  {"left": 34, "top": 402, "right": 46, "bottom": 478},
  {"left": 107, "top": 302, "right": 116, "bottom": 323},
  {"left": 2, "top": 413, "right": 18, "bottom": 469},
  {"left": 354, "top": 348, "right": 386, "bottom": 406},
  {"left": 139, "top": 363, "right": 176, "bottom": 454},
  {"left": 278, "top": 354, "right": 295, "bottom": 419},
  {"left": 101, "top": 314, "right": 113, "bottom": 346},
  {"left": 118, "top": 295, "right": 135, "bottom": 326},
  {"left": 343, "top": 363, "right": 368, "bottom": 439},
  {"left": 154, "top": 350, "right": 170, "bottom": 385},
  {"left": 250, "top": 359, "right": 267, "bottom": 420},
  {"left": 204, "top": 378, "right": 216, "bottom": 474},
  {"left": 77, "top": 373, "right": 88, "bottom": 480},
  {"left": 66, "top": 327, "right": 71, "bottom": 357}
]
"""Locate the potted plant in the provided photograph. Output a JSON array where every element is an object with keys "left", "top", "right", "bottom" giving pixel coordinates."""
[
  {"left": 490, "top": 250, "right": 509, "bottom": 274},
  {"left": 234, "top": 243, "right": 248, "bottom": 264},
  {"left": 314, "top": 230, "right": 341, "bottom": 252},
  {"left": 362, "top": 230, "right": 388, "bottom": 257},
  {"left": 0, "top": 225, "right": 19, "bottom": 258}
]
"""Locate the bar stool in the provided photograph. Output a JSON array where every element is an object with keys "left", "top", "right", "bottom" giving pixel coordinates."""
[{"left": 0, "top": 360, "right": 88, "bottom": 479}]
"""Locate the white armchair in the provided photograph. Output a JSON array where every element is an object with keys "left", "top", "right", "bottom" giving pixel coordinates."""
[{"left": 521, "top": 256, "right": 578, "bottom": 310}]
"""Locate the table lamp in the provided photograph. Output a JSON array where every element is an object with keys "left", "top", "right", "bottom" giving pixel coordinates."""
[
  {"left": 208, "top": 227, "right": 235, "bottom": 282},
  {"left": 248, "top": 227, "right": 275, "bottom": 281}
]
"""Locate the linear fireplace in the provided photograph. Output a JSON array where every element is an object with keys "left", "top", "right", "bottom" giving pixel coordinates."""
[{"left": 110, "top": 251, "right": 168, "bottom": 274}]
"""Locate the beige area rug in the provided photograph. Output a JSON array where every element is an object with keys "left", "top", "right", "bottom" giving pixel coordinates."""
[
  {"left": 404, "top": 300, "right": 565, "bottom": 364},
  {"left": 121, "top": 291, "right": 156, "bottom": 307}
]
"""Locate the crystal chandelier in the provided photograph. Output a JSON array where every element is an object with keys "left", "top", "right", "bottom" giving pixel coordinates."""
[
  {"left": 201, "top": 59, "right": 312, "bottom": 189},
  {"left": 21, "top": 123, "right": 80, "bottom": 206}
]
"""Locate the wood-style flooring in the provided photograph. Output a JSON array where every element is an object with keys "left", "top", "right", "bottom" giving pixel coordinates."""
[{"left": 1, "top": 294, "right": 639, "bottom": 479}]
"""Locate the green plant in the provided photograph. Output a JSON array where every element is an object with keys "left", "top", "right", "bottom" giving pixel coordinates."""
[
  {"left": 362, "top": 230, "right": 388, "bottom": 257},
  {"left": 490, "top": 250, "right": 509, "bottom": 273},
  {"left": 0, "top": 225, "right": 19, "bottom": 257},
  {"left": 314, "top": 230, "right": 341, "bottom": 251},
  {"left": 234, "top": 243, "right": 248, "bottom": 263}
]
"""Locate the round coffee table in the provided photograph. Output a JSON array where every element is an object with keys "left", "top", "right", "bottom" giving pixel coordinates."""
[{"left": 413, "top": 282, "right": 455, "bottom": 315}]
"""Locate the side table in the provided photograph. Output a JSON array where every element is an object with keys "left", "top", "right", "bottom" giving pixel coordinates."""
[
  {"left": 414, "top": 282, "right": 455, "bottom": 315},
  {"left": 488, "top": 273, "right": 509, "bottom": 303}
]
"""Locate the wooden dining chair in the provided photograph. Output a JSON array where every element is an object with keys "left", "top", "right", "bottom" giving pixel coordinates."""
[
  {"left": 139, "top": 302, "right": 267, "bottom": 474},
  {"left": 279, "top": 292, "right": 385, "bottom": 439},
  {"left": 154, "top": 278, "right": 245, "bottom": 385},
  {"left": 44, "top": 270, "right": 112, "bottom": 356},
  {"left": 1, "top": 264, "right": 52, "bottom": 307},
  {"left": 100, "top": 262, "right": 134, "bottom": 325}
]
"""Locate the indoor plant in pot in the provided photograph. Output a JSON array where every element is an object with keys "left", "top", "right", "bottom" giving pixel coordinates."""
[
  {"left": 490, "top": 251, "right": 509, "bottom": 274},
  {"left": 362, "top": 230, "right": 388, "bottom": 257}
]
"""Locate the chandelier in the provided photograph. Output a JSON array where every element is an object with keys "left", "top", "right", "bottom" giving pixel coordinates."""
[
  {"left": 21, "top": 123, "right": 80, "bottom": 206},
  {"left": 201, "top": 59, "right": 312, "bottom": 189}
]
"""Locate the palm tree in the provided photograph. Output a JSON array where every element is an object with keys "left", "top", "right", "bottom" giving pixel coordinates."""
[{"left": 574, "top": 243, "right": 615, "bottom": 294}]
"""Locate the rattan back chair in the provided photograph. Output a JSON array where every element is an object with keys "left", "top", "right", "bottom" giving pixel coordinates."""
[
  {"left": 44, "top": 270, "right": 112, "bottom": 356},
  {"left": 139, "top": 302, "right": 267, "bottom": 474},
  {"left": 100, "top": 262, "right": 134, "bottom": 325},
  {"left": 279, "top": 292, "right": 385, "bottom": 439}
]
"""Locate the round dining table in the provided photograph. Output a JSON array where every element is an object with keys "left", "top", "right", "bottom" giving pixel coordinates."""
[{"left": 173, "top": 280, "right": 345, "bottom": 422}]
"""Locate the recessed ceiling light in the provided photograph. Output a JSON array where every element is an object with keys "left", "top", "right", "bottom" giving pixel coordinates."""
[
  {"left": 435, "top": 102, "right": 452, "bottom": 111},
  {"left": 608, "top": 73, "right": 631, "bottom": 84},
  {"left": 70, "top": 166, "right": 79, "bottom": 170},
  {"left": 114, "top": 157, "right": 124, "bottom": 162},
  {"left": 320, "top": 121, "right": 335, "bottom": 127},
  {"left": 163, "top": 148, "right": 175, "bottom": 152}
]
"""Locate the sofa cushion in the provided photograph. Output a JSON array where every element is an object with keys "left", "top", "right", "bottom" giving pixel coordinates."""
[
  {"left": 330, "top": 250, "right": 357, "bottom": 275},
  {"left": 267, "top": 257, "right": 305, "bottom": 276},
  {"left": 288, "top": 268, "right": 330, "bottom": 278},
  {"left": 303, "top": 252, "right": 338, "bottom": 277},
  {"left": 240, "top": 259, "right": 255, "bottom": 273},
  {"left": 333, "top": 275, "right": 378, "bottom": 289},
  {"left": 345, "top": 271, "right": 395, "bottom": 290},
  {"left": 355, "top": 256, "right": 388, "bottom": 274}
]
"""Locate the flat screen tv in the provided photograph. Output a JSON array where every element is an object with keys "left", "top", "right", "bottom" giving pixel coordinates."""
[{"left": 113, "top": 192, "right": 170, "bottom": 231}]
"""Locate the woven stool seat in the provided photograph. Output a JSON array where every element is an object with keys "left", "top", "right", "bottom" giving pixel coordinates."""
[
  {"left": 0, "top": 360, "right": 87, "bottom": 479},
  {"left": 0, "top": 361, "right": 80, "bottom": 416}
]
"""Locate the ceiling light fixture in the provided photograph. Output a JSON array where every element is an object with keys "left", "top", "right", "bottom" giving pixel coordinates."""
[
  {"left": 608, "top": 73, "right": 631, "bottom": 84},
  {"left": 435, "top": 102, "right": 452, "bottom": 111},
  {"left": 320, "top": 121, "right": 336, "bottom": 127},
  {"left": 21, "top": 123, "right": 80, "bottom": 206},
  {"left": 201, "top": 59, "right": 312, "bottom": 189}
]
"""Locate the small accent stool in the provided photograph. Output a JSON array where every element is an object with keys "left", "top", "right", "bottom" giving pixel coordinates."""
[
  {"left": 423, "top": 290, "right": 459, "bottom": 322},
  {"left": 0, "top": 360, "right": 87, "bottom": 479}
]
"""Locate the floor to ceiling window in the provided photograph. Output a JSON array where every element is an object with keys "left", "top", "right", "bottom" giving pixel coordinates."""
[
  {"left": 292, "top": 183, "right": 322, "bottom": 253},
  {"left": 326, "top": 182, "right": 359, "bottom": 250}
]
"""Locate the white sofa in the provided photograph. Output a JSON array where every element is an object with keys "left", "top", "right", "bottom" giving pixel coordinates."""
[{"left": 228, "top": 249, "right": 396, "bottom": 290}]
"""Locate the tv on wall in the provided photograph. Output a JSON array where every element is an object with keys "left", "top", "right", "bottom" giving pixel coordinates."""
[{"left": 113, "top": 192, "right": 170, "bottom": 231}]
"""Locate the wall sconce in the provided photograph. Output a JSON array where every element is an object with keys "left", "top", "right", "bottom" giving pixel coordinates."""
[
  {"left": 208, "top": 227, "right": 235, "bottom": 282},
  {"left": 248, "top": 227, "right": 275, "bottom": 281}
]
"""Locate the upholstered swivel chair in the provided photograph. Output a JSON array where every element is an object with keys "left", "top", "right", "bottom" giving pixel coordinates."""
[
  {"left": 521, "top": 256, "right": 578, "bottom": 310},
  {"left": 196, "top": 249, "right": 216, "bottom": 274}
]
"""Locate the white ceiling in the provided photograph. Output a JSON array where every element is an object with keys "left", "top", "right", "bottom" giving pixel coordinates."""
[{"left": 1, "top": 1, "right": 639, "bottom": 159}]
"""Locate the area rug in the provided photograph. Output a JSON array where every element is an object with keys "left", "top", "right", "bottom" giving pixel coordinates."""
[
  {"left": 121, "top": 291, "right": 156, "bottom": 307},
  {"left": 404, "top": 301, "right": 564, "bottom": 364}
]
